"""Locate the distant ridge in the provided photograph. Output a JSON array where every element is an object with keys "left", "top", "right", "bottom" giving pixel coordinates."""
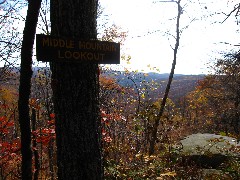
[
  {"left": 101, "top": 70, "right": 205, "bottom": 103},
  {"left": 1, "top": 67, "right": 205, "bottom": 104}
]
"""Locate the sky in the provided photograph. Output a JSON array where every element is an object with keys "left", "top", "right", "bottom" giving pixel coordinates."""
[
  {"left": 99, "top": 0, "right": 240, "bottom": 74},
  {"left": 1, "top": 0, "right": 239, "bottom": 75}
]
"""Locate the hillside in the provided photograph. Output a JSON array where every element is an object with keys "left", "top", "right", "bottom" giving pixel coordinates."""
[
  {"left": 101, "top": 70, "right": 204, "bottom": 103},
  {"left": 0, "top": 67, "right": 205, "bottom": 105}
]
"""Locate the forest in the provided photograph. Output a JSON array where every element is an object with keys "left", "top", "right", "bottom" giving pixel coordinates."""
[{"left": 1, "top": 0, "right": 240, "bottom": 179}]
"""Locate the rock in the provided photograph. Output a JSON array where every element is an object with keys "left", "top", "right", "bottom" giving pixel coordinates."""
[
  {"left": 182, "top": 154, "right": 228, "bottom": 168},
  {"left": 201, "top": 169, "right": 232, "bottom": 179},
  {"left": 179, "top": 133, "right": 240, "bottom": 156},
  {"left": 175, "top": 133, "right": 240, "bottom": 168}
]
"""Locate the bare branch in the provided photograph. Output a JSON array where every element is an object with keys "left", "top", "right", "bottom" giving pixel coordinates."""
[
  {"left": 0, "top": 40, "right": 20, "bottom": 48},
  {"left": 222, "top": 3, "right": 240, "bottom": 23},
  {"left": 0, "top": 0, "right": 6, "bottom": 5}
]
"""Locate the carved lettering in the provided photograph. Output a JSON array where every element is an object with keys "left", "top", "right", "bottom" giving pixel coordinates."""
[{"left": 57, "top": 50, "right": 105, "bottom": 61}]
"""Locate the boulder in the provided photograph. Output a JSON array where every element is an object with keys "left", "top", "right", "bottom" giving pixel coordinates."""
[
  {"left": 179, "top": 133, "right": 240, "bottom": 156},
  {"left": 176, "top": 133, "right": 240, "bottom": 168}
]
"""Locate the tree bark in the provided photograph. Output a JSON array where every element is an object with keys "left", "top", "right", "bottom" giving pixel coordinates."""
[
  {"left": 18, "top": 0, "right": 42, "bottom": 179},
  {"left": 31, "top": 108, "right": 40, "bottom": 180},
  {"left": 50, "top": 0, "right": 102, "bottom": 179},
  {"left": 149, "top": 0, "right": 181, "bottom": 156}
]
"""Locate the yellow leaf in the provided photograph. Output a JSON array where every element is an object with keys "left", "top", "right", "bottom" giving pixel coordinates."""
[
  {"left": 153, "top": 101, "right": 160, "bottom": 108},
  {"left": 135, "top": 153, "right": 143, "bottom": 158},
  {"left": 160, "top": 171, "right": 177, "bottom": 177},
  {"left": 149, "top": 164, "right": 155, "bottom": 169}
]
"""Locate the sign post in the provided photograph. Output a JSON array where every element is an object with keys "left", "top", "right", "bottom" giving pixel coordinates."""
[{"left": 36, "top": 34, "right": 120, "bottom": 64}]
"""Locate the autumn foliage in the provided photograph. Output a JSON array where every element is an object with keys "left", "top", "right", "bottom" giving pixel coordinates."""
[
  {"left": 0, "top": 86, "right": 21, "bottom": 179},
  {"left": 1, "top": 58, "right": 240, "bottom": 179}
]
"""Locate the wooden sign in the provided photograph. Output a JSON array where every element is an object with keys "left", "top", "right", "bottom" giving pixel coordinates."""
[{"left": 36, "top": 34, "right": 120, "bottom": 64}]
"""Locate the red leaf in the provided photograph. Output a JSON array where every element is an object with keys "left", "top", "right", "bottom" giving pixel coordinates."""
[
  {"left": 0, "top": 128, "right": 9, "bottom": 134},
  {"left": 6, "top": 121, "right": 14, "bottom": 127},
  {"left": 0, "top": 116, "right": 6, "bottom": 122},
  {"left": 47, "top": 120, "right": 55, "bottom": 125},
  {"left": 50, "top": 113, "right": 55, "bottom": 119},
  {"left": 103, "top": 136, "right": 112, "bottom": 143},
  {"left": 102, "top": 129, "right": 107, "bottom": 136},
  {"left": 42, "top": 128, "right": 50, "bottom": 134}
]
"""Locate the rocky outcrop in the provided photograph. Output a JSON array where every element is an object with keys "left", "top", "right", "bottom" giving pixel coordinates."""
[{"left": 176, "top": 133, "right": 240, "bottom": 168}]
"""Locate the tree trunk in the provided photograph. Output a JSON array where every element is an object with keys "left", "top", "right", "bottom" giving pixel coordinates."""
[
  {"left": 149, "top": 0, "right": 181, "bottom": 156},
  {"left": 18, "top": 0, "right": 42, "bottom": 179},
  {"left": 50, "top": 0, "right": 102, "bottom": 179},
  {"left": 31, "top": 108, "right": 40, "bottom": 180}
]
